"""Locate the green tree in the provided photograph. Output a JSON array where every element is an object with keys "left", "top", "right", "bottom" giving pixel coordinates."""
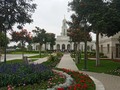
[
  {"left": 68, "top": 0, "right": 120, "bottom": 66},
  {"left": 67, "top": 14, "right": 92, "bottom": 64},
  {"left": 11, "top": 28, "right": 32, "bottom": 59},
  {"left": 46, "top": 33, "right": 56, "bottom": 50},
  {"left": 0, "top": 0, "right": 36, "bottom": 63},
  {"left": 32, "top": 27, "right": 46, "bottom": 57},
  {"left": 0, "top": 31, "right": 9, "bottom": 62}
]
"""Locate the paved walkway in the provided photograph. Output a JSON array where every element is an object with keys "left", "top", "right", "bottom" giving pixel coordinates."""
[
  {"left": 33, "top": 57, "right": 48, "bottom": 64},
  {"left": 0, "top": 54, "right": 38, "bottom": 62},
  {"left": 57, "top": 53, "right": 120, "bottom": 90},
  {"left": 57, "top": 54, "right": 79, "bottom": 71}
]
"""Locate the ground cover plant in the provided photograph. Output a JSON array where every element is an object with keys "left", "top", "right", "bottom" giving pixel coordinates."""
[
  {"left": 76, "top": 59, "right": 120, "bottom": 76},
  {"left": 0, "top": 63, "right": 53, "bottom": 89},
  {"left": 0, "top": 70, "right": 66, "bottom": 90},
  {"left": 57, "top": 68, "right": 95, "bottom": 90}
]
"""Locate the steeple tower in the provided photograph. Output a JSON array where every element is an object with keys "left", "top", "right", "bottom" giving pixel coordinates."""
[{"left": 61, "top": 16, "right": 67, "bottom": 36}]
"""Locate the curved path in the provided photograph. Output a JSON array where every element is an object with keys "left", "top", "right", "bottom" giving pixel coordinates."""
[{"left": 57, "top": 53, "right": 120, "bottom": 90}]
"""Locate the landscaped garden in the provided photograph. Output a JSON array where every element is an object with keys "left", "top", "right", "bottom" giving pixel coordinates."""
[{"left": 0, "top": 52, "right": 96, "bottom": 90}]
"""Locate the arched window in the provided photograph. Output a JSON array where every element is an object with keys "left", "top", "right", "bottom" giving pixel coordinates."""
[
  {"left": 56, "top": 44, "right": 60, "bottom": 50},
  {"left": 62, "top": 44, "right": 65, "bottom": 51},
  {"left": 67, "top": 44, "right": 70, "bottom": 51}
]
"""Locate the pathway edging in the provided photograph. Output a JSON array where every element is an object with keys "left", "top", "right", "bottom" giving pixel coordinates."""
[{"left": 90, "top": 76, "right": 105, "bottom": 90}]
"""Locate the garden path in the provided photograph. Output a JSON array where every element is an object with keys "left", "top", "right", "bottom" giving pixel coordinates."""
[
  {"left": 0, "top": 54, "right": 38, "bottom": 62},
  {"left": 57, "top": 53, "right": 120, "bottom": 90},
  {"left": 33, "top": 57, "right": 48, "bottom": 64},
  {"left": 57, "top": 53, "right": 79, "bottom": 71},
  {"left": 81, "top": 71, "right": 120, "bottom": 90}
]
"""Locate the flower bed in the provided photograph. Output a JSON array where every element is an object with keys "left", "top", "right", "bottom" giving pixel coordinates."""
[
  {"left": 0, "top": 52, "right": 64, "bottom": 90},
  {"left": 0, "top": 63, "right": 53, "bottom": 88},
  {"left": 57, "top": 68, "right": 95, "bottom": 90}
]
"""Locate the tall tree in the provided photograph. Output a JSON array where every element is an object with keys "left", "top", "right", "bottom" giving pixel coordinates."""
[
  {"left": 67, "top": 14, "right": 92, "bottom": 64},
  {"left": 32, "top": 27, "right": 46, "bottom": 57},
  {"left": 68, "top": 0, "right": 120, "bottom": 66},
  {"left": 0, "top": 0, "right": 36, "bottom": 63}
]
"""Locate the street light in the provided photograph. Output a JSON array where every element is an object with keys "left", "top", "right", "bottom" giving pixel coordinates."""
[
  {"left": 4, "top": 19, "right": 9, "bottom": 63},
  {"left": 80, "top": 18, "right": 87, "bottom": 70}
]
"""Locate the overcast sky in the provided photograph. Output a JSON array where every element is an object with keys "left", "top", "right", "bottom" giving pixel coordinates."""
[
  {"left": 10, "top": 0, "right": 96, "bottom": 46},
  {"left": 24, "top": 0, "right": 72, "bottom": 35}
]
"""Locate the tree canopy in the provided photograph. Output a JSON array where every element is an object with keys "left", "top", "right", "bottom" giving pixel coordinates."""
[
  {"left": 68, "top": 0, "right": 120, "bottom": 66},
  {"left": 0, "top": 0, "right": 36, "bottom": 31},
  {"left": 0, "top": 32, "right": 9, "bottom": 47},
  {"left": 67, "top": 14, "right": 92, "bottom": 43}
]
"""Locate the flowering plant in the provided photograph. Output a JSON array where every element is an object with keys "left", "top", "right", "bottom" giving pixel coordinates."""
[
  {"left": 0, "top": 63, "right": 53, "bottom": 87},
  {"left": 57, "top": 68, "right": 95, "bottom": 90}
]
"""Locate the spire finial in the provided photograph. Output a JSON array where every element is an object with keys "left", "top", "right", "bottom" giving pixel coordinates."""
[{"left": 64, "top": 15, "right": 65, "bottom": 19}]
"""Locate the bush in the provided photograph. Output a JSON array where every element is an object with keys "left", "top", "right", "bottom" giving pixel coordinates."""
[
  {"left": 88, "top": 51, "right": 107, "bottom": 58},
  {"left": 0, "top": 63, "right": 53, "bottom": 87},
  {"left": 56, "top": 52, "right": 63, "bottom": 58},
  {"left": 42, "top": 53, "right": 63, "bottom": 68}
]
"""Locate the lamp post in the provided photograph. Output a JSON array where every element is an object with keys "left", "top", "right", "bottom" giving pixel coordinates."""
[
  {"left": 4, "top": 20, "right": 9, "bottom": 63},
  {"left": 80, "top": 19, "right": 87, "bottom": 70}
]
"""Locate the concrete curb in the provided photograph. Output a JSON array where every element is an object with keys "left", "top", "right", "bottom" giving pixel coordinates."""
[{"left": 90, "top": 76, "right": 105, "bottom": 90}]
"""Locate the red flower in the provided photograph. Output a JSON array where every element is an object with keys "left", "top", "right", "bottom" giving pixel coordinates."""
[
  {"left": 80, "top": 80, "right": 85, "bottom": 83},
  {"left": 76, "top": 84, "right": 81, "bottom": 87},
  {"left": 57, "top": 88, "right": 64, "bottom": 90},
  {"left": 83, "top": 83, "right": 88, "bottom": 89}
]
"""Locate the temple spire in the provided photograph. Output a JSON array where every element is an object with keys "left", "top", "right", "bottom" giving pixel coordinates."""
[{"left": 61, "top": 16, "right": 67, "bottom": 36}]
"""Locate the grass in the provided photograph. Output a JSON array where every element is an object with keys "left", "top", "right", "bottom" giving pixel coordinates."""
[
  {"left": 76, "top": 59, "right": 120, "bottom": 75},
  {"left": 28, "top": 54, "right": 48, "bottom": 58},
  {"left": 5, "top": 59, "right": 38, "bottom": 64},
  {"left": 8, "top": 51, "right": 39, "bottom": 54}
]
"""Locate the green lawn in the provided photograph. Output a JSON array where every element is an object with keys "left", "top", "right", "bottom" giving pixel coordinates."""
[
  {"left": 28, "top": 54, "right": 48, "bottom": 58},
  {"left": 6, "top": 59, "right": 38, "bottom": 64},
  {"left": 8, "top": 51, "right": 39, "bottom": 54},
  {"left": 76, "top": 59, "right": 120, "bottom": 75}
]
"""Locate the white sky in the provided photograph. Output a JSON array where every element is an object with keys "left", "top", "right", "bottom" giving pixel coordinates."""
[{"left": 9, "top": 0, "right": 96, "bottom": 46}]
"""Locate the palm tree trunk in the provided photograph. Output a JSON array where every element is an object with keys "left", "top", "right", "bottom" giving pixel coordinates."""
[{"left": 96, "top": 31, "right": 100, "bottom": 66}]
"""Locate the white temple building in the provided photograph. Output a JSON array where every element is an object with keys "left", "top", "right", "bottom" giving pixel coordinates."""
[
  {"left": 32, "top": 18, "right": 96, "bottom": 52},
  {"left": 99, "top": 32, "right": 120, "bottom": 59}
]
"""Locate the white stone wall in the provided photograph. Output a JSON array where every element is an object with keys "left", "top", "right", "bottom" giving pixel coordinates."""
[{"left": 99, "top": 32, "right": 120, "bottom": 59}]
